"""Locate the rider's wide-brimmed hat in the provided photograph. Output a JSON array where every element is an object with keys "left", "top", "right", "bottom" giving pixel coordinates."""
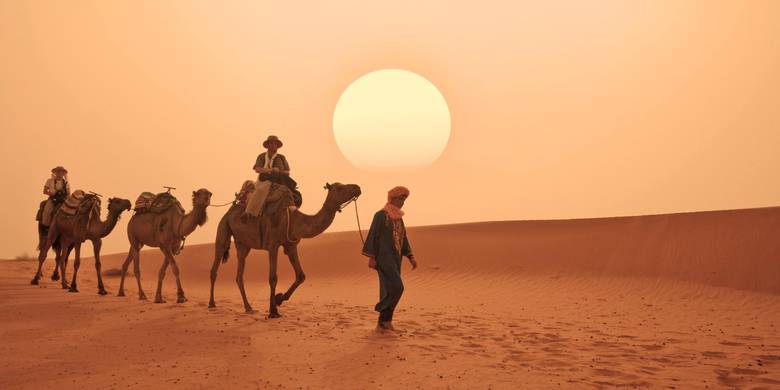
[
  {"left": 263, "top": 135, "right": 283, "bottom": 148},
  {"left": 51, "top": 166, "right": 68, "bottom": 174}
]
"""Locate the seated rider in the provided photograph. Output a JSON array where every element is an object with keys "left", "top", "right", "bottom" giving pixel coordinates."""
[
  {"left": 241, "top": 135, "right": 290, "bottom": 222},
  {"left": 41, "top": 166, "right": 71, "bottom": 227}
]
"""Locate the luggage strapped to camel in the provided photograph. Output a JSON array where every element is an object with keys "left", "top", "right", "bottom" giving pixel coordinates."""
[{"left": 134, "top": 192, "right": 185, "bottom": 214}]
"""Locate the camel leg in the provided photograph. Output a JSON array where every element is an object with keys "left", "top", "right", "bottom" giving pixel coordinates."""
[
  {"left": 117, "top": 247, "right": 134, "bottom": 297},
  {"left": 32, "top": 226, "right": 57, "bottom": 284},
  {"left": 276, "top": 244, "right": 305, "bottom": 306},
  {"left": 32, "top": 239, "right": 52, "bottom": 285},
  {"left": 58, "top": 241, "right": 73, "bottom": 290},
  {"left": 268, "top": 247, "right": 280, "bottom": 318},
  {"left": 154, "top": 253, "right": 171, "bottom": 304},
  {"left": 161, "top": 248, "right": 186, "bottom": 303},
  {"left": 93, "top": 238, "right": 107, "bottom": 295},
  {"left": 48, "top": 227, "right": 62, "bottom": 281},
  {"left": 50, "top": 241, "right": 61, "bottom": 281},
  {"left": 132, "top": 248, "right": 146, "bottom": 300},
  {"left": 208, "top": 250, "right": 223, "bottom": 309},
  {"left": 234, "top": 244, "right": 253, "bottom": 313},
  {"left": 68, "top": 243, "right": 82, "bottom": 293},
  {"left": 209, "top": 225, "right": 231, "bottom": 309}
]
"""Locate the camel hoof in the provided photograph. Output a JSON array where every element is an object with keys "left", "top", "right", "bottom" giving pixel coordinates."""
[
  {"left": 176, "top": 296, "right": 188, "bottom": 304},
  {"left": 268, "top": 312, "right": 281, "bottom": 319},
  {"left": 30, "top": 278, "right": 39, "bottom": 285},
  {"left": 154, "top": 297, "right": 165, "bottom": 304},
  {"left": 139, "top": 294, "right": 147, "bottom": 301},
  {"left": 274, "top": 293, "right": 286, "bottom": 306},
  {"left": 61, "top": 284, "right": 69, "bottom": 290},
  {"left": 245, "top": 307, "right": 255, "bottom": 314},
  {"left": 68, "top": 287, "right": 79, "bottom": 293},
  {"left": 208, "top": 302, "right": 216, "bottom": 309},
  {"left": 51, "top": 274, "right": 60, "bottom": 281},
  {"left": 98, "top": 289, "right": 107, "bottom": 296},
  {"left": 117, "top": 291, "right": 125, "bottom": 297}
]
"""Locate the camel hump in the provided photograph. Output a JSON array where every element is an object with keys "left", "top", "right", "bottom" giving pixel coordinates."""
[
  {"left": 59, "top": 190, "right": 100, "bottom": 217},
  {"left": 263, "top": 184, "right": 297, "bottom": 217},
  {"left": 134, "top": 192, "right": 184, "bottom": 214}
]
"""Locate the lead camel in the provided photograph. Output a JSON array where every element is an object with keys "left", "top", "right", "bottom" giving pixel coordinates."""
[{"left": 209, "top": 182, "right": 361, "bottom": 318}]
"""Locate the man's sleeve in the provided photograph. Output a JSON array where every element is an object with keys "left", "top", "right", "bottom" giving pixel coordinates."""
[
  {"left": 253, "top": 154, "right": 264, "bottom": 170},
  {"left": 401, "top": 223, "right": 413, "bottom": 258},
  {"left": 280, "top": 155, "right": 290, "bottom": 173},
  {"left": 362, "top": 212, "right": 383, "bottom": 258}
]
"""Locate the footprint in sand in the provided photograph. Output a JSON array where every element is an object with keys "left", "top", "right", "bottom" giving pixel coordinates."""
[
  {"left": 638, "top": 344, "right": 664, "bottom": 351},
  {"left": 460, "top": 341, "right": 484, "bottom": 349},
  {"left": 715, "top": 367, "right": 776, "bottom": 387},
  {"left": 701, "top": 351, "right": 728, "bottom": 359}
]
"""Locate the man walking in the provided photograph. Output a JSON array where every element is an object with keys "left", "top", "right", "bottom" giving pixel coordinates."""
[{"left": 362, "top": 186, "right": 418, "bottom": 331}]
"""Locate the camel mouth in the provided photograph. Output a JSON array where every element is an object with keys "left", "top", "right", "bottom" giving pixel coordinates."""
[
  {"left": 348, "top": 185, "right": 362, "bottom": 199},
  {"left": 192, "top": 189, "right": 212, "bottom": 207},
  {"left": 108, "top": 199, "right": 132, "bottom": 213}
]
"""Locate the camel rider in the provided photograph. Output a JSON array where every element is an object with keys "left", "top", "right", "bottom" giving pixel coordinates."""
[
  {"left": 242, "top": 135, "right": 290, "bottom": 221},
  {"left": 41, "top": 166, "right": 71, "bottom": 226}
]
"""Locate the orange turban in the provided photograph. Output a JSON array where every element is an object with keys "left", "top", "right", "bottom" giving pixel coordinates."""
[{"left": 387, "top": 186, "right": 410, "bottom": 202}]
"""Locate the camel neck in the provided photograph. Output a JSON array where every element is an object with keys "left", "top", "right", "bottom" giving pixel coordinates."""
[
  {"left": 178, "top": 205, "right": 207, "bottom": 237},
  {"left": 291, "top": 201, "right": 339, "bottom": 239},
  {"left": 94, "top": 209, "right": 122, "bottom": 238}
]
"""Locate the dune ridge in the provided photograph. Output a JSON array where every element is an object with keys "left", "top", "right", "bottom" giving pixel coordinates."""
[{"left": 87, "top": 205, "right": 780, "bottom": 295}]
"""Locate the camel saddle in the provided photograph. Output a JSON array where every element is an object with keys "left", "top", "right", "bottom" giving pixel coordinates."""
[
  {"left": 259, "top": 172, "right": 303, "bottom": 208},
  {"left": 134, "top": 192, "right": 185, "bottom": 214},
  {"left": 264, "top": 184, "right": 297, "bottom": 217},
  {"left": 237, "top": 181, "right": 296, "bottom": 216},
  {"left": 58, "top": 190, "right": 100, "bottom": 217},
  {"left": 259, "top": 185, "right": 298, "bottom": 249}
]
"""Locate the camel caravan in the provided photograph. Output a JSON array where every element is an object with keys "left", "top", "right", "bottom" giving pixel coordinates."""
[{"left": 32, "top": 136, "right": 362, "bottom": 318}]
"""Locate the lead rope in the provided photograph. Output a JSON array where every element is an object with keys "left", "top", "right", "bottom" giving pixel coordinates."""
[{"left": 355, "top": 199, "right": 365, "bottom": 245}]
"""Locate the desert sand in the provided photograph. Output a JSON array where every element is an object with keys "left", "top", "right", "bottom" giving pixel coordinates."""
[{"left": 1, "top": 207, "right": 779, "bottom": 389}]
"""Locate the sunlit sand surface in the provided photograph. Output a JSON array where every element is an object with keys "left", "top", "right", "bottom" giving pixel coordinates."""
[{"left": 1, "top": 207, "right": 778, "bottom": 389}]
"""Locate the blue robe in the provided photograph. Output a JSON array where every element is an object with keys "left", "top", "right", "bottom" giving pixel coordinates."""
[{"left": 362, "top": 210, "right": 413, "bottom": 321}]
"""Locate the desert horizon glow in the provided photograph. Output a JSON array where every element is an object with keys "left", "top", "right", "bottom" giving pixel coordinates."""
[
  {"left": 0, "top": 1, "right": 778, "bottom": 259},
  {"left": 332, "top": 69, "right": 451, "bottom": 169}
]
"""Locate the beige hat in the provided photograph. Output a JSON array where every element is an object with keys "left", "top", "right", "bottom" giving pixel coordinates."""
[{"left": 263, "top": 135, "right": 283, "bottom": 148}]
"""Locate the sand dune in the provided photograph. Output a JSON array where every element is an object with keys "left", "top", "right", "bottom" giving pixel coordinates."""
[{"left": 1, "top": 207, "right": 779, "bottom": 389}]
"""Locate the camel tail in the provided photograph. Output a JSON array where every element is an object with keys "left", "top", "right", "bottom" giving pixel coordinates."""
[{"left": 215, "top": 208, "right": 233, "bottom": 264}]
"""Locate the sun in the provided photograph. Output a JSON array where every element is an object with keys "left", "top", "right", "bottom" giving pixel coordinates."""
[{"left": 333, "top": 69, "right": 451, "bottom": 169}]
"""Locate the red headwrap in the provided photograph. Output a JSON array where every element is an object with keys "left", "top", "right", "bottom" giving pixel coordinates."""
[{"left": 383, "top": 186, "right": 409, "bottom": 220}]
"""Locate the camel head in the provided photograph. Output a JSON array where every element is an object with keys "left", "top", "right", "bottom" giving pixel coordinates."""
[
  {"left": 107, "top": 197, "right": 132, "bottom": 215},
  {"left": 192, "top": 188, "right": 213, "bottom": 208},
  {"left": 323, "top": 182, "right": 362, "bottom": 210}
]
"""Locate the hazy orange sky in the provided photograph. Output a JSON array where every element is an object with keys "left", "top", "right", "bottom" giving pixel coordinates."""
[{"left": 1, "top": 1, "right": 779, "bottom": 258}]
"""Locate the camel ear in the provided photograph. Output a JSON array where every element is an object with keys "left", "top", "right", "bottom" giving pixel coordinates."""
[{"left": 324, "top": 183, "right": 331, "bottom": 190}]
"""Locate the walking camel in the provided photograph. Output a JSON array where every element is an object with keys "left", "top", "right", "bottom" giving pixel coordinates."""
[
  {"left": 32, "top": 195, "right": 132, "bottom": 294},
  {"left": 208, "top": 182, "right": 361, "bottom": 318},
  {"left": 117, "top": 188, "right": 212, "bottom": 303}
]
